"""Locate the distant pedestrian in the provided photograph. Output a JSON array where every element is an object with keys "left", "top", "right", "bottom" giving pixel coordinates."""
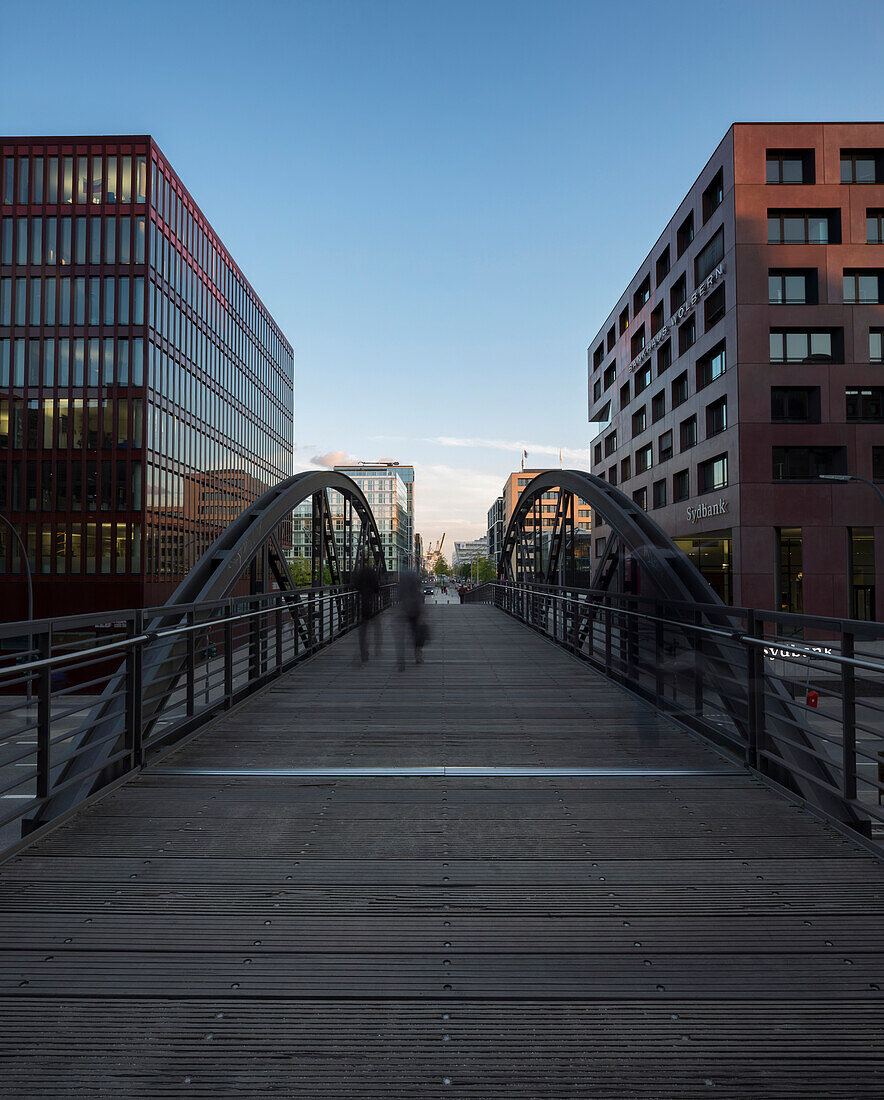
[
  {"left": 397, "top": 569, "right": 429, "bottom": 669},
  {"left": 353, "top": 562, "right": 381, "bottom": 663}
]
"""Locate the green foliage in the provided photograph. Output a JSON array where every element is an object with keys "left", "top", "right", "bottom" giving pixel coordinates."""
[
  {"left": 287, "top": 554, "right": 333, "bottom": 587},
  {"left": 433, "top": 556, "right": 449, "bottom": 577},
  {"left": 455, "top": 555, "right": 496, "bottom": 583}
]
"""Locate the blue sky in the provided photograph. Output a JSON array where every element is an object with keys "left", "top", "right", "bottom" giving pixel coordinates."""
[{"left": 3, "top": 0, "right": 882, "bottom": 547}]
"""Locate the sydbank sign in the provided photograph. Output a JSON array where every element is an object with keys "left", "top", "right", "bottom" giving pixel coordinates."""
[
  {"left": 686, "top": 497, "right": 729, "bottom": 525},
  {"left": 628, "top": 263, "right": 725, "bottom": 375}
]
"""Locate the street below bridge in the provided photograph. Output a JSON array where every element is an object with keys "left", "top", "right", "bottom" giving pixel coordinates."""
[{"left": 0, "top": 603, "right": 883, "bottom": 1096}]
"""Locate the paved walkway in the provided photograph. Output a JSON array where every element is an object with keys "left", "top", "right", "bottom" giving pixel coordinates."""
[{"left": 0, "top": 604, "right": 883, "bottom": 1096}]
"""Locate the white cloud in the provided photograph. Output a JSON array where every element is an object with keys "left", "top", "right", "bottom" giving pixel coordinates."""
[
  {"left": 310, "top": 449, "right": 354, "bottom": 468},
  {"left": 411, "top": 462, "right": 504, "bottom": 547}
]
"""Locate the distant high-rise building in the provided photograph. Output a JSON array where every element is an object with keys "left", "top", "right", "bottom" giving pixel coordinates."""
[
  {"left": 452, "top": 537, "right": 488, "bottom": 569},
  {"left": 0, "top": 136, "right": 294, "bottom": 618}
]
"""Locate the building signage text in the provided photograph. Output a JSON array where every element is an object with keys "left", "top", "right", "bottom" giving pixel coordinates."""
[
  {"left": 628, "top": 263, "right": 726, "bottom": 374},
  {"left": 686, "top": 497, "right": 729, "bottom": 525}
]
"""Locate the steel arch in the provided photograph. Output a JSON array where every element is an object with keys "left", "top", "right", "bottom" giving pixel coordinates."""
[
  {"left": 31, "top": 471, "right": 387, "bottom": 828},
  {"left": 497, "top": 470, "right": 858, "bottom": 825}
]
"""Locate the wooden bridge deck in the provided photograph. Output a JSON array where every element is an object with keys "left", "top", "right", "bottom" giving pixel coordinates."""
[{"left": 1, "top": 603, "right": 883, "bottom": 1096}]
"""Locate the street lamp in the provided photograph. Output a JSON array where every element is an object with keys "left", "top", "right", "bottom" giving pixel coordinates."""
[{"left": 819, "top": 473, "right": 884, "bottom": 509}]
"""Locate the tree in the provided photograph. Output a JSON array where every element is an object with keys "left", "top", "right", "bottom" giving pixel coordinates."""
[
  {"left": 475, "top": 555, "right": 496, "bottom": 583},
  {"left": 433, "top": 556, "right": 449, "bottom": 577},
  {"left": 287, "top": 554, "right": 333, "bottom": 587}
]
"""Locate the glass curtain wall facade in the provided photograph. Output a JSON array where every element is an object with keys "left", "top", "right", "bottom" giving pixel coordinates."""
[
  {"left": 290, "top": 463, "right": 413, "bottom": 577},
  {"left": 0, "top": 136, "right": 294, "bottom": 619}
]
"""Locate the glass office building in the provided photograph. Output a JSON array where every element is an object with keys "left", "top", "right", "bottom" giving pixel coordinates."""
[{"left": 0, "top": 136, "right": 294, "bottom": 619}]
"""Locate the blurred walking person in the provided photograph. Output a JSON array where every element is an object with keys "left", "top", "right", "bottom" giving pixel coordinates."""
[
  {"left": 397, "top": 569, "right": 429, "bottom": 670},
  {"left": 353, "top": 561, "right": 381, "bottom": 663}
]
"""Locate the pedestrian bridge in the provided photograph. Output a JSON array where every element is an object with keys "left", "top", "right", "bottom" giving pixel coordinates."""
[{"left": 0, "top": 469, "right": 883, "bottom": 1095}]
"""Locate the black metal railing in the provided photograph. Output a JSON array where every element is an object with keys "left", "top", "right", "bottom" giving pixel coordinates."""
[
  {"left": 0, "top": 583, "right": 395, "bottom": 858},
  {"left": 469, "top": 581, "right": 884, "bottom": 854}
]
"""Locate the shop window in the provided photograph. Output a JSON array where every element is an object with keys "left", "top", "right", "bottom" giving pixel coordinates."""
[
  {"left": 658, "top": 430, "right": 673, "bottom": 463},
  {"left": 680, "top": 416, "right": 697, "bottom": 451},
  {"left": 674, "top": 532, "right": 733, "bottom": 603},
  {"left": 845, "top": 387, "right": 884, "bottom": 420},
  {"left": 697, "top": 341, "right": 726, "bottom": 389},
  {"left": 841, "top": 150, "right": 883, "bottom": 184},
  {"left": 655, "top": 246, "right": 670, "bottom": 284},
  {"left": 776, "top": 527, "right": 803, "bottom": 614},
  {"left": 706, "top": 396, "right": 727, "bottom": 437},
  {"left": 843, "top": 270, "right": 883, "bottom": 304},
  {"left": 652, "top": 479, "right": 667, "bottom": 509},
  {"left": 698, "top": 453, "right": 728, "bottom": 493},
  {"left": 766, "top": 149, "right": 814, "bottom": 184},
  {"left": 673, "top": 469, "right": 689, "bottom": 501},
  {"left": 767, "top": 209, "right": 840, "bottom": 244},
  {"left": 704, "top": 284, "right": 726, "bottom": 329},
  {"left": 677, "top": 212, "right": 694, "bottom": 257},
  {"left": 772, "top": 446, "right": 847, "bottom": 480},
  {"left": 702, "top": 169, "right": 724, "bottom": 222},
  {"left": 695, "top": 227, "right": 724, "bottom": 282},
  {"left": 771, "top": 387, "right": 820, "bottom": 422},
  {"left": 849, "top": 527, "right": 876, "bottom": 621},
  {"left": 633, "top": 276, "right": 650, "bottom": 314},
  {"left": 652, "top": 390, "right": 666, "bottom": 423}
]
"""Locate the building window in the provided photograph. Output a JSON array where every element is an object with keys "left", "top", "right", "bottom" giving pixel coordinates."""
[
  {"left": 632, "top": 406, "right": 647, "bottom": 436},
  {"left": 677, "top": 212, "right": 694, "bottom": 257},
  {"left": 670, "top": 274, "right": 686, "bottom": 313},
  {"left": 595, "top": 538, "right": 606, "bottom": 559},
  {"left": 871, "top": 329, "right": 883, "bottom": 362},
  {"left": 845, "top": 387, "right": 884, "bottom": 420},
  {"left": 607, "top": 465, "right": 617, "bottom": 486},
  {"left": 704, "top": 284, "right": 726, "bottom": 329},
  {"left": 636, "top": 444, "right": 653, "bottom": 474},
  {"left": 776, "top": 528, "right": 803, "bottom": 614},
  {"left": 655, "top": 246, "right": 670, "bottom": 284},
  {"left": 849, "top": 528, "right": 876, "bottom": 621},
  {"left": 620, "top": 381, "right": 630, "bottom": 410},
  {"left": 766, "top": 150, "right": 814, "bottom": 184},
  {"left": 769, "top": 329, "right": 836, "bottom": 363},
  {"left": 630, "top": 324, "right": 646, "bottom": 359},
  {"left": 678, "top": 316, "right": 696, "bottom": 355},
  {"left": 593, "top": 343, "right": 604, "bottom": 369},
  {"left": 772, "top": 446, "right": 847, "bottom": 480},
  {"left": 698, "top": 453, "right": 728, "bottom": 493},
  {"left": 619, "top": 305, "right": 629, "bottom": 335},
  {"left": 593, "top": 378, "right": 602, "bottom": 402},
  {"left": 652, "top": 390, "right": 666, "bottom": 423},
  {"left": 702, "top": 169, "right": 724, "bottom": 222},
  {"left": 652, "top": 479, "right": 667, "bottom": 509},
  {"left": 673, "top": 469, "right": 689, "bottom": 501},
  {"left": 632, "top": 487, "right": 647, "bottom": 510},
  {"left": 650, "top": 302, "right": 664, "bottom": 337},
  {"left": 634, "top": 364, "right": 652, "bottom": 394},
  {"left": 868, "top": 210, "right": 884, "bottom": 243},
  {"left": 621, "top": 455, "right": 631, "bottom": 481},
  {"left": 771, "top": 387, "right": 820, "bottom": 422},
  {"left": 697, "top": 341, "right": 726, "bottom": 389},
  {"left": 843, "top": 270, "right": 882, "bottom": 304},
  {"left": 633, "top": 276, "right": 650, "bottom": 313},
  {"left": 658, "top": 429, "right": 673, "bottom": 463},
  {"left": 707, "top": 396, "right": 727, "bottom": 436},
  {"left": 603, "top": 362, "right": 616, "bottom": 390},
  {"left": 657, "top": 339, "right": 672, "bottom": 374},
  {"left": 841, "top": 150, "right": 883, "bottom": 184},
  {"left": 767, "top": 210, "right": 838, "bottom": 244},
  {"left": 604, "top": 430, "right": 617, "bottom": 457},
  {"left": 606, "top": 325, "right": 616, "bottom": 352},
  {"left": 695, "top": 228, "right": 724, "bottom": 282},
  {"left": 873, "top": 447, "right": 884, "bottom": 482},
  {"left": 593, "top": 442, "right": 602, "bottom": 466},
  {"left": 769, "top": 269, "right": 816, "bottom": 304},
  {"left": 680, "top": 416, "right": 697, "bottom": 451},
  {"left": 672, "top": 371, "right": 688, "bottom": 407}
]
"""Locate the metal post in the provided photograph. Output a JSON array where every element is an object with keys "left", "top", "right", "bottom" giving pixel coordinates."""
[
  {"left": 604, "top": 604, "right": 612, "bottom": 676},
  {"left": 745, "top": 609, "right": 762, "bottom": 770},
  {"left": 128, "top": 611, "right": 144, "bottom": 768},
  {"left": 654, "top": 607, "right": 665, "bottom": 704},
  {"left": 35, "top": 629, "right": 51, "bottom": 801},
  {"left": 276, "top": 604, "right": 283, "bottom": 671},
  {"left": 841, "top": 629, "right": 857, "bottom": 805},
  {"left": 693, "top": 608, "right": 704, "bottom": 717},
  {"left": 224, "top": 611, "right": 234, "bottom": 708},
  {"left": 185, "top": 610, "right": 195, "bottom": 717}
]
